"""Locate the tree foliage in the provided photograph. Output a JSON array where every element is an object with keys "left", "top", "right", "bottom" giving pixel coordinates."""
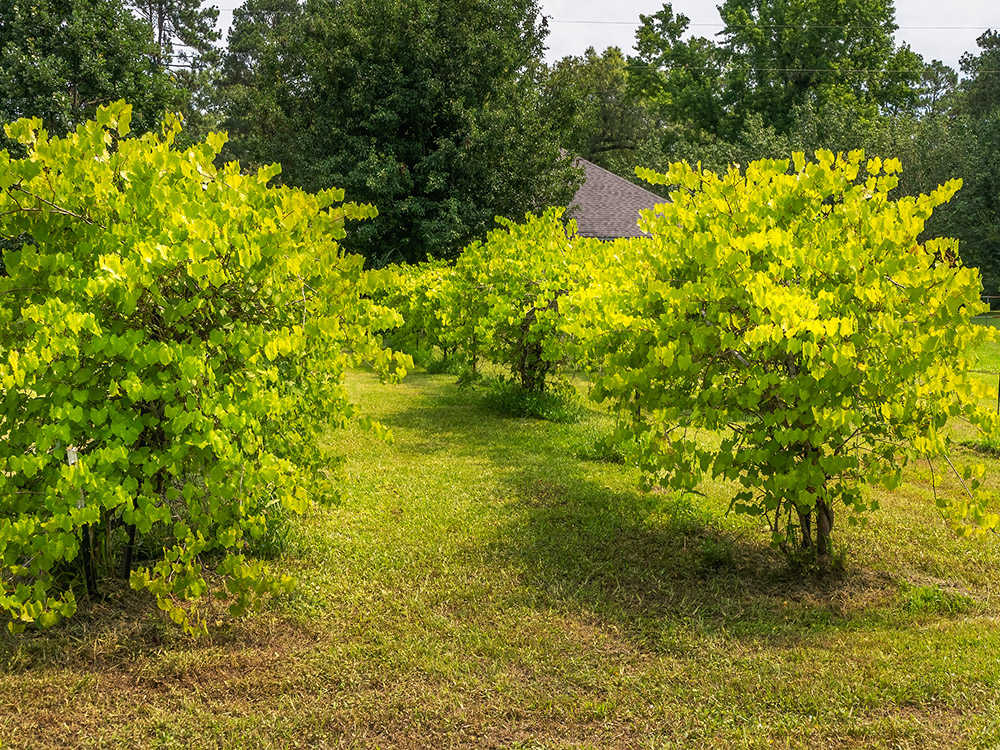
[
  {"left": 128, "top": 0, "right": 224, "bottom": 143},
  {"left": 129, "top": 0, "right": 220, "bottom": 69},
  {"left": 0, "top": 103, "right": 406, "bottom": 632},
  {"left": 0, "top": 0, "right": 181, "bottom": 142},
  {"left": 217, "top": 0, "right": 309, "bottom": 182},
  {"left": 939, "top": 30, "right": 1000, "bottom": 294},
  {"left": 221, "top": 0, "right": 578, "bottom": 265},
  {"left": 557, "top": 2, "right": 952, "bottom": 208},
  {"left": 717, "top": 0, "right": 907, "bottom": 133},
  {"left": 541, "top": 47, "right": 653, "bottom": 174},
  {"left": 960, "top": 31, "right": 1000, "bottom": 120},
  {"left": 568, "top": 153, "right": 995, "bottom": 557},
  {"left": 377, "top": 209, "right": 583, "bottom": 391},
  {"left": 629, "top": 5, "right": 727, "bottom": 141}
]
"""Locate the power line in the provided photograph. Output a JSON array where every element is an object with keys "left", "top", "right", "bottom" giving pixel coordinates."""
[
  {"left": 618, "top": 60, "right": 1000, "bottom": 76},
  {"left": 204, "top": 7, "right": 996, "bottom": 30},
  {"left": 628, "top": 66, "right": 1000, "bottom": 74},
  {"left": 552, "top": 20, "right": 997, "bottom": 31}
]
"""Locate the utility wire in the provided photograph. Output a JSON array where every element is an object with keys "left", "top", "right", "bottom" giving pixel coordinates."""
[
  {"left": 619, "top": 62, "right": 1000, "bottom": 74},
  {"left": 203, "top": 5, "right": 996, "bottom": 30},
  {"left": 551, "top": 20, "right": 996, "bottom": 30}
]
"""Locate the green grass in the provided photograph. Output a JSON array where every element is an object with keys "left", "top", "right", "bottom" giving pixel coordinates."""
[
  {"left": 5, "top": 369, "right": 1000, "bottom": 748},
  {"left": 972, "top": 334, "right": 1000, "bottom": 373},
  {"left": 478, "top": 375, "right": 587, "bottom": 422}
]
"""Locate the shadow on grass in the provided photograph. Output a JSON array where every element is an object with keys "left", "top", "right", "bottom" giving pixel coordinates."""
[
  {"left": 379, "top": 375, "right": 900, "bottom": 644},
  {"left": 485, "top": 465, "right": 900, "bottom": 643}
]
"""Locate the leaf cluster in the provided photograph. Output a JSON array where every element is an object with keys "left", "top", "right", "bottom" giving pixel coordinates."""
[
  {"left": 569, "top": 152, "right": 997, "bottom": 547},
  {"left": 0, "top": 103, "right": 407, "bottom": 632},
  {"left": 377, "top": 209, "right": 591, "bottom": 392}
]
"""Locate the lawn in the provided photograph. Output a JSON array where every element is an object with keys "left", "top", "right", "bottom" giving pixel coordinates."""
[{"left": 3, "top": 366, "right": 1000, "bottom": 748}]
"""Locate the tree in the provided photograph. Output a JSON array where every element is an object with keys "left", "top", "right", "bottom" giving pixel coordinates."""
[
  {"left": 924, "top": 30, "right": 1000, "bottom": 294},
  {"left": 628, "top": 5, "right": 727, "bottom": 143},
  {"left": 217, "top": 0, "right": 309, "bottom": 179},
  {"left": 717, "top": 0, "right": 904, "bottom": 134},
  {"left": 917, "top": 59, "right": 959, "bottom": 118},
  {"left": 876, "top": 44, "right": 926, "bottom": 117},
  {"left": 622, "top": 1, "right": 928, "bottom": 183},
  {"left": 129, "top": 0, "right": 220, "bottom": 70},
  {"left": 129, "top": 0, "right": 223, "bottom": 141},
  {"left": 541, "top": 47, "right": 653, "bottom": 173},
  {"left": 571, "top": 153, "right": 996, "bottom": 559},
  {"left": 0, "top": 0, "right": 181, "bottom": 141},
  {"left": 221, "top": 0, "right": 578, "bottom": 265},
  {"left": 0, "top": 102, "right": 406, "bottom": 632},
  {"left": 959, "top": 30, "right": 1000, "bottom": 120},
  {"left": 376, "top": 209, "right": 584, "bottom": 392},
  {"left": 938, "top": 112, "right": 1000, "bottom": 294}
]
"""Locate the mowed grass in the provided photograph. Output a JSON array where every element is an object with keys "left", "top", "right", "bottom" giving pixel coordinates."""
[{"left": 4, "top": 365, "right": 1000, "bottom": 748}]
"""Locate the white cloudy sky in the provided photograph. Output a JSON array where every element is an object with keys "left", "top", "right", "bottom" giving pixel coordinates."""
[{"left": 539, "top": 0, "right": 998, "bottom": 72}]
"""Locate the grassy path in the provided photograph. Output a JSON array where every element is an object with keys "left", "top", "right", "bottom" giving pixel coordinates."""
[{"left": 3, "top": 371, "right": 1000, "bottom": 748}]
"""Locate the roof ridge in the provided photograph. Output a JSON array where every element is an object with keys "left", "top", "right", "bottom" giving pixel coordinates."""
[
  {"left": 567, "top": 156, "right": 665, "bottom": 240},
  {"left": 572, "top": 156, "right": 663, "bottom": 202}
]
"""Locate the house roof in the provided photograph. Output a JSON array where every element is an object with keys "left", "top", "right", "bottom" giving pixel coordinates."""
[{"left": 566, "top": 157, "right": 665, "bottom": 240}]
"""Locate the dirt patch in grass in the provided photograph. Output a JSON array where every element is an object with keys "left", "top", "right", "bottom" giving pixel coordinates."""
[{"left": 1, "top": 612, "right": 332, "bottom": 749}]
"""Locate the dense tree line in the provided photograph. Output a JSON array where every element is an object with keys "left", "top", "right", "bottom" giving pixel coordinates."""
[{"left": 1, "top": 0, "right": 999, "bottom": 284}]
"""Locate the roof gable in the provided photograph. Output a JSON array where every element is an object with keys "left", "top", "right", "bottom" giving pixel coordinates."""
[{"left": 566, "top": 157, "right": 665, "bottom": 239}]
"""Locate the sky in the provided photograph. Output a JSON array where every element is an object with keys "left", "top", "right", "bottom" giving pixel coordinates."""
[{"left": 539, "top": 0, "right": 999, "bottom": 73}]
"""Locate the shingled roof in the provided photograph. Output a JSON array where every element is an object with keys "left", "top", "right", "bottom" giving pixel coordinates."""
[{"left": 566, "top": 157, "right": 665, "bottom": 240}]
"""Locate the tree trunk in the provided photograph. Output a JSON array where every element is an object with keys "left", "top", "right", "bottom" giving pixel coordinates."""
[
  {"left": 816, "top": 499, "right": 834, "bottom": 559},
  {"left": 516, "top": 293, "right": 561, "bottom": 394},
  {"left": 81, "top": 524, "right": 99, "bottom": 598},
  {"left": 518, "top": 338, "right": 547, "bottom": 393},
  {"left": 120, "top": 523, "right": 137, "bottom": 580},
  {"left": 797, "top": 507, "right": 813, "bottom": 549}
]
